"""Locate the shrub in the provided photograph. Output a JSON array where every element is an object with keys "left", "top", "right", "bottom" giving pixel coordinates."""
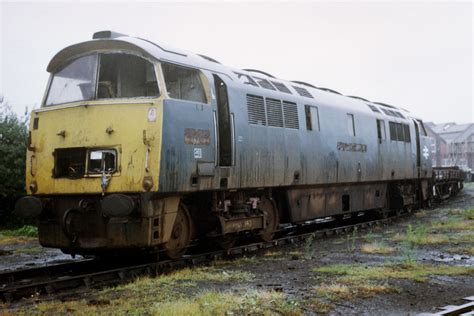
[{"left": 0, "top": 103, "right": 29, "bottom": 226}]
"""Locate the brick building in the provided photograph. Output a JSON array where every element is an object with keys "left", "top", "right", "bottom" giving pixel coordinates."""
[{"left": 425, "top": 122, "right": 474, "bottom": 170}]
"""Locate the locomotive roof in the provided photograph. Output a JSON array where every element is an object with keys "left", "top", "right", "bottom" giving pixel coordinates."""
[{"left": 47, "top": 30, "right": 418, "bottom": 120}]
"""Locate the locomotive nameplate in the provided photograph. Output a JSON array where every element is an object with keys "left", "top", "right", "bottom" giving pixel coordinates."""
[
  {"left": 184, "top": 128, "right": 211, "bottom": 145},
  {"left": 337, "top": 142, "right": 367, "bottom": 152}
]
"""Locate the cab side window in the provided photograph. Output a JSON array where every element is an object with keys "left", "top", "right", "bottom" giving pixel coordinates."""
[
  {"left": 162, "top": 63, "right": 207, "bottom": 103},
  {"left": 98, "top": 54, "right": 159, "bottom": 99}
]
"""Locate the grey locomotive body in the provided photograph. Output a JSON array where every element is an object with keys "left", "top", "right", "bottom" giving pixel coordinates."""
[{"left": 17, "top": 31, "right": 433, "bottom": 257}]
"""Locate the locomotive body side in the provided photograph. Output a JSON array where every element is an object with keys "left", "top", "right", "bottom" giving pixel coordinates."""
[{"left": 16, "top": 32, "right": 433, "bottom": 257}]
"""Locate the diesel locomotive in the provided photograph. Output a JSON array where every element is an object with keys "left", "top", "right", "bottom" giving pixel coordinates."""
[{"left": 15, "top": 31, "right": 433, "bottom": 258}]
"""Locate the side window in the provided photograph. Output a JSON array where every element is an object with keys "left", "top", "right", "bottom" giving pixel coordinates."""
[
  {"left": 403, "top": 124, "right": 411, "bottom": 142},
  {"left": 396, "top": 123, "right": 405, "bottom": 142},
  {"left": 389, "top": 122, "right": 397, "bottom": 141},
  {"left": 162, "top": 63, "right": 207, "bottom": 103},
  {"left": 305, "top": 105, "right": 320, "bottom": 131},
  {"left": 347, "top": 113, "right": 355, "bottom": 136},
  {"left": 389, "top": 121, "right": 411, "bottom": 143},
  {"left": 376, "top": 119, "right": 386, "bottom": 142},
  {"left": 98, "top": 54, "right": 159, "bottom": 99}
]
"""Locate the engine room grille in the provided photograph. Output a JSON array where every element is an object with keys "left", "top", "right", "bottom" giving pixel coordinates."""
[
  {"left": 265, "top": 98, "right": 284, "bottom": 127},
  {"left": 292, "top": 86, "right": 314, "bottom": 98},
  {"left": 271, "top": 81, "right": 292, "bottom": 94},
  {"left": 247, "top": 94, "right": 266, "bottom": 126},
  {"left": 283, "top": 101, "right": 299, "bottom": 129}
]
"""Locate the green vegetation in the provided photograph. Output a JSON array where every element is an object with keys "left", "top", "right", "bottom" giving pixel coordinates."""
[
  {"left": 344, "top": 228, "right": 359, "bottom": 251},
  {"left": 0, "top": 225, "right": 38, "bottom": 245},
  {"left": 0, "top": 105, "right": 28, "bottom": 225},
  {"left": 314, "top": 282, "right": 394, "bottom": 301},
  {"left": 448, "top": 208, "right": 474, "bottom": 220},
  {"left": 306, "top": 298, "right": 333, "bottom": 313},
  {"left": 361, "top": 242, "right": 395, "bottom": 254},
  {"left": 17, "top": 266, "right": 303, "bottom": 315},
  {"left": 303, "top": 233, "right": 316, "bottom": 259},
  {"left": 446, "top": 246, "right": 474, "bottom": 255},
  {"left": 313, "top": 262, "right": 474, "bottom": 283},
  {"left": 0, "top": 225, "right": 38, "bottom": 237},
  {"left": 393, "top": 224, "right": 449, "bottom": 246},
  {"left": 14, "top": 246, "right": 43, "bottom": 254}
]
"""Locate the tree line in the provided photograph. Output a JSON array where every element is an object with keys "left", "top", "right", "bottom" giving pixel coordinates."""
[{"left": 0, "top": 103, "right": 28, "bottom": 226}]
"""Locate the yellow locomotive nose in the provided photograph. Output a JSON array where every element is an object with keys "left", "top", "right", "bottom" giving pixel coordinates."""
[{"left": 27, "top": 102, "right": 163, "bottom": 195}]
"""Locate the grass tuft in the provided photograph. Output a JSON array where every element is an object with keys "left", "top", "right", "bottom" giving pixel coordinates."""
[
  {"left": 314, "top": 282, "right": 394, "bottom": 302},
  {"left": 361, "top": 242, "right": 395, "bottom": 254},
  {"left": 313, "top": 262, "right": 474, "bottom": 283},
  {"left": 393, "top": 224, "right": 449, "bottom": 246},
  {"left": 306, "top": 298, "right": 333, "bottom": 313},
  {"left": 0, "top": 225, "right": 38, "bottom": 237},
  {"left": 446, "top": 246, "right": 474, "bottom": 255}
]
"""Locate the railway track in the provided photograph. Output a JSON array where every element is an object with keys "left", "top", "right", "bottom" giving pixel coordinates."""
[
  {"left": 424, "top": 296, "right": 474, "bottom": 316},
  {"left": 0, "top": 212, "right": 406, "bottom": 303}
]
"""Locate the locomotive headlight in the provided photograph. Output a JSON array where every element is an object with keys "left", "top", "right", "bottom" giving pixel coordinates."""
[{"left": 101, "top": 194, "right": 135, "bottom": 217}]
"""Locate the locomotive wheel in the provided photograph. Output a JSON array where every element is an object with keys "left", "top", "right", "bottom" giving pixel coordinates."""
[
  {"left": 260, "top": 198, "right": 279, "bottom": 242},
  {"left": 163, "top": 203, "right": 194, "bottom": 259}
]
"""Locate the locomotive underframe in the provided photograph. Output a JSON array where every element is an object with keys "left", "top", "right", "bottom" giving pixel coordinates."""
[{"left": 36, "top": 178, "right": 430, "bottom": 256}]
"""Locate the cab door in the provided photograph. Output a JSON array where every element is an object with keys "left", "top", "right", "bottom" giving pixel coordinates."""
[{"left": 213, "top": 74, "right": 234, "bottom": 167}]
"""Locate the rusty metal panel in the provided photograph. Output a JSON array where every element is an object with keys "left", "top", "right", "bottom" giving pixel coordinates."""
[
  {"left": 287, "top": 184, "right": 387, "bottom": 222},
  {"left": 219, "top": 215, "right": 264, "bottom": 234}
]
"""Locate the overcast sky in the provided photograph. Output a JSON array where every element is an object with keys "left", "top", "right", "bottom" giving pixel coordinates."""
[{"left": 1, "top": 1, "right": 472, "bottom": 123}]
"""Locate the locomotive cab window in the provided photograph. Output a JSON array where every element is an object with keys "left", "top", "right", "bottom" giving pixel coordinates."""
[
  {"left": 162, "top": 63, "right": 208, "bottom": 103},
  {"left": 45, "top": 53, "right": 159, "bottom": 106},
  {"left": 46, "top": 55, "right": 98, "bottom": 106},
  {"left": 97, "top": 54, "right": 159, "bottom": 99}
]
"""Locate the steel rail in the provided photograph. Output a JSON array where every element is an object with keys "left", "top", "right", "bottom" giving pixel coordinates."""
[{"left": 426, "top": 296, "right": 474, "bottom": 316}]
